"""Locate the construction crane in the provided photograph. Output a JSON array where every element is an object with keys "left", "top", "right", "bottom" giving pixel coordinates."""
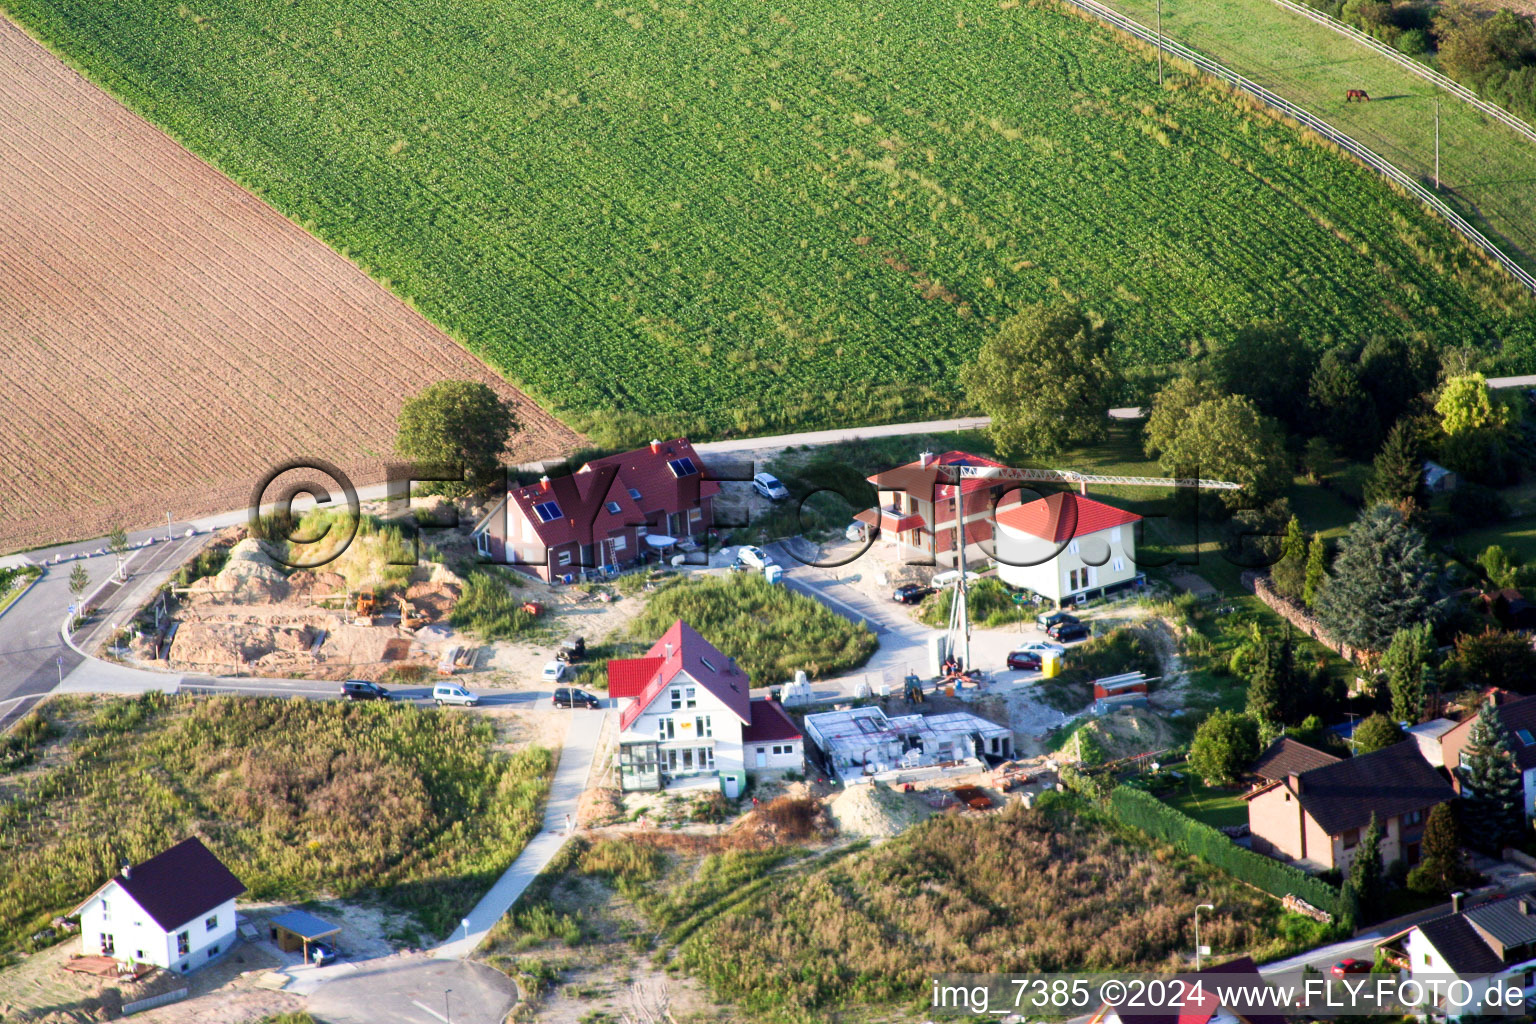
[{"left": 930, "top": 464, "right": 1241, "bottom": 675}]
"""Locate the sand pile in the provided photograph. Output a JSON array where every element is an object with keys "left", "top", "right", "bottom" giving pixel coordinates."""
[
  {"left": 828, "top": 781, "right": 930, "bottom": 839},
  {"left": 208, "top": 539, "right": 290, "bottom": 603},
  {"left": 405, "top": 578, "right": 461, "bottom": 622},
  {"left": 287, "top": 569, "right": 348, "bottom": 599}
]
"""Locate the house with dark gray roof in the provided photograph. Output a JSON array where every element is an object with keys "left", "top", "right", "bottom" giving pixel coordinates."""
[
  {"left": 72, "top": 837, "right": 245, "bottom": 973},
  {"left": 1244, "top": 740, "right": 1455, "bottom": 873},
  {"left": 1250, "top": 737, "right": 1340, "bottom": 783},
  {"left": 1381, "top": 893, "right": 1536, "bottom": 1018}
]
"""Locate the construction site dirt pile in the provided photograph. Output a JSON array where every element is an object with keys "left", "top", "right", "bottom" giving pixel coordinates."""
[
  {"left": 187, "top": 538, "right": 290, "bottom": 604},
  {"left": 828, "top": 782, "right": 932, "bottom": 839}
]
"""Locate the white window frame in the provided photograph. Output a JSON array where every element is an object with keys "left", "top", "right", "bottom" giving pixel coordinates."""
[
  {"left": 556, "top": 549, "right": 572, "bottom": 566},
  {"left": 670, "top": 688, "right": 682, "bottom": 710},
  {"left": 612, "top": 534, "right": 627, "bottom": 552},
  {"left": 475, "top": 530, "right": 491, "bottom": 556},
  {"left": 696, "top": 715, "right": 712, "bottom": 737},
  {"left": 1068, "top": 539, "right": 1080, "bottom": 554},
  {"left": 658, "top": 717, "right": 675, "bottom": 740},
  {"left": 205, "top": 914, "right": 218, "bottom": 932}
]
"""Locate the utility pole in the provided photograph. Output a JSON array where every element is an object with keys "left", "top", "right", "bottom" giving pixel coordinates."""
[
  {"left": 1434, "top": 98, "right": 1441, "bottom": 189},
  {"left": 166, "top": 511, "right": 173, "bottom": 542},
  {"left": 1194, "top": 903, "right": 1214, "bottom": 969},
  {"left": 1156, "top": 0, "right": 1164, "bottom": 87}
]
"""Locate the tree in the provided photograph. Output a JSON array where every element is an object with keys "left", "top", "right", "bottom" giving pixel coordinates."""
[
  {"left": 1408, "top": 802, "right": 1466, "bottom": 895},
  {"left": 68, "top": 563, "right": 89, "bottom": 627},
  {"left": 1189, "top": 710, "right": 1261, "bottom": 786},
  {"left": 1348, "top": 814, "right": 1387, "bottom": 923},
  {"left": 1382, "top": 623, "right": 1435, "bottom": 725},
  {"left": 1364, "top": 420, "right": 1427, "bottom": 512},
  {"left": 1310, "top": 348, "right": 1380, "bottom": 456},
  {"left": 107, "top": 526, "right": 129, "bottom": 583},
  {"left": 1436, "top": 373, "right": 1514, "bottom": 437},
  {"left": 1270, "top": 515, "right": 1308, "bottom": 602},
  {"left": 395, "top": 380, "right": 517, "bottom": 495},
  {"left": 1241, "top": 628, "right": 1325, "bottom": 726},
  {"left": 1478, "top": 544, "right": 1523, "bottom": 590},
  {"left": 1461, "top": 705, "right": 1525, "bottom": 852},
  {"left": 1354, "top": 713, "right": 1404, "bottom": 754},
  {"left": 1149, "top": 393, "right": 1290, "bottom": 511},
  {"left": 1303, "top": 533, "right": 1328, "bottom": 610},
  {"left": 1450, "top": 627, "right": 1536, "bottom": 695},
  {"left": 1206, "top": 323, "right": 1317, "bottom": 432},
  {"left": 1358, "top": 334, "right": 1437, "bottom": 428},
  {"left": 965, "top": 304, "right": 1118, "bottom": 458},
  {"left": 1144, "top": 376, "right": 1224, "bottom": 459},
  {"left": 1315, "top": 505, "right": 1440, "bottom": 651},
  {"left": 1300, "top": 437, "right": 1336, "bottom": 485}
]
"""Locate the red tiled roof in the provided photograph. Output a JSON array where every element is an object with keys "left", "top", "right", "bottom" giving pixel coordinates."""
[
  {"left": 618, "top": 620, "right": 752, "bottom": 731},
  {"left": 509, "top": 438, "right": 719, "bottom": 549},
  {"left": 867, "top": 451, "right": 1011, "bottom": 500},
  {"left": 741, "top": 699, "right": 802, "bottom": 743},
  {"left": 995, "top": 491, "right": 1141, "bottom": 542},
  {"left": 607, "top": 657, "right": 664, "bottom": 699},
  {"left": 854, "top": 507, "right": 925, "bottom": 532}
]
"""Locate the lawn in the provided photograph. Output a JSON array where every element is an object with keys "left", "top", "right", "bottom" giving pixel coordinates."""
[
  {"left": 1158, "top": 767, "right": 1250, "bottom": 828},
  {"left": 0, "top": 694, "right": 553, "bottom": 953},
  {"left": 1092, "top": 0, "right": 1536, "bottom": 278},
  {"left": 5, "top": 0, "right": 1534, "bottom": 440},
  {"left": 1452, "top": 515, "right": 1536, "bottom": 565}
]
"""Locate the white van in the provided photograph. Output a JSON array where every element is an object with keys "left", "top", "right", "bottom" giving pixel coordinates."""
[{"left": 432, "top": 683, "right": 480, "bottom": 707}]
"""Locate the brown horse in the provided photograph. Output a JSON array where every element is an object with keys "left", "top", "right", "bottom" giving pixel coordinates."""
[{"left": 1345, "top": 89, "right": 1371, "bottom": 102}]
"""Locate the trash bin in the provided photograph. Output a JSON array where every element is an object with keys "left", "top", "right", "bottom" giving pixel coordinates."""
[{"left": 762, "top": 564, "right": 783, "bottom": 584}]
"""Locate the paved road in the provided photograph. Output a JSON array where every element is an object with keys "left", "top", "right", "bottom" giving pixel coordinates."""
[
  {"left": 303, "top": 958, "right": 516, "bottom": 1024},
  {"left": 692, "top": 416, "right": 989, "bottom": 455}
]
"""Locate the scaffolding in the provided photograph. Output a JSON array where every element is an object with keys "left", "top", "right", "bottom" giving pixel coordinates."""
[{"left": 803, "top": 706, "right": 1012, "bottom": 781}]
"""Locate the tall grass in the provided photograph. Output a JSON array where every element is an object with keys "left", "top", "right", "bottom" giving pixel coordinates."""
[
  {"left": 628, "top": 574, "right": 875, "bottom": 683},
  {"left": 451, "top": 571, "right": 541, "bottom": 639},
  {"left": 0, "top": 695, "right": 552, "bottom": 952}
]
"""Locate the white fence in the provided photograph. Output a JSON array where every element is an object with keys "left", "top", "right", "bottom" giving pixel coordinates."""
[
  {"left": 1263, "top": 0, "right": 1536, "bottom": 146},
  {"left": 1058, "top": 0, "right": 1536, "bottom": 294}
]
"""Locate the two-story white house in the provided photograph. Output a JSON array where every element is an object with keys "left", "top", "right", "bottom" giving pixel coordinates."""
[
  {"left": 993, "top": 492, "right": 1142, "bottom": 606},
  {"left": 609, "top": 619, "right": 802, "bottom": 795},
  {"left": 73, "top": 837, "right": 245, "bottom": 973},
  {"left": 1381, "top": 893, "right": 1536, "bottom": 1019}
]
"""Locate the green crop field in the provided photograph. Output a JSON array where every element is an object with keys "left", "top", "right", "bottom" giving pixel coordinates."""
[
  {"left": 1093, "top": 0, "right": 1536, "bottom": 276},
  {"left": 6, "top": 0, "right": 1535, "bottom": 440}
]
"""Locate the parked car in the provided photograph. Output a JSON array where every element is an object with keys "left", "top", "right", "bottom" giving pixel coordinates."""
[
  {"left": 736, "top": 545, "right": 770, "bottom": 569},
  {"left": 892, "top": 583, "right": 934, "bottom": 604},
  {"left": 845, "top": 521, "right": 871, "bottom": 543},
  {"left": 542, "top": 660, "right": 571, "bottom": 682},
  {"left": 553, "top": 686, "right": 602, "bottom": 709},
  {"left": 432, "top": 683, "right": 480, "bottom": 707},
  {"left": 752, "top": 472, "right": 790, "bottom": 501},
  {"left": 1047, "top": 621, "right": 1090, "bottom": 642},
  {"left": 1036, "top": 610, "right": 1079, "bottom": 632},
  {"left": 340, "top": 680, "right": 391, "bottom": 701},
  {"left": 1330, "top": 959, "right": 1371, "bottom": 978},
  {"left": 932, "top": 569, "right": 983, "bottom": 588},
  {"left": 1013, "top": 640, "right": 1064, "bottom": 656},
  {"left": 305, "top": 941, "right": 338, "bottom": 966},
  {"left": 1006, "top": 649, "right": 1043, "bottom": 672}
]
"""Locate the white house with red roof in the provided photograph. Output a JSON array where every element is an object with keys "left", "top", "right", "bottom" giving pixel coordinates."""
[
  {"left": 472, "top": 439, "right": 718, "bottom": 582},
  {"left": 608, "top": 619, "right": 802, "bottom": 793},
  {"left": 854, "top": 451, "right": 1024, "bottom": 568},
  {"left": 994, "top": 492, "right": 1142, "bottom": 605}
]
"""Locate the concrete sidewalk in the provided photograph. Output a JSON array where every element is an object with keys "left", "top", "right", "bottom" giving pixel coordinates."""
[{"left": 432, "top": 707, "right": 609, "bottom": 959}]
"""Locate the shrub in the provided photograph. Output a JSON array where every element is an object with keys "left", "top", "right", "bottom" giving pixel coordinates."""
[{"left": 451, "top": 571, "right": 540, "bottom": 639}]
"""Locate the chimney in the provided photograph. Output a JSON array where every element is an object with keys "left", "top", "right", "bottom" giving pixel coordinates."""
[
  {"left": 1289, "top": 771, "right": 1303, "bottom": 794},
  {"left": 1490, "top": 689, "right": 1503, "bottom": 707},
  {"left": 538, "top": 475, "right": 551, "bottom": 493},
  {"left": 1521, "top": 899, "right": 1533, "bottom": 916},
  {"left": 1452, "top": 891, "right": 1465, "bottom": 914},
  {"left": 119, "top": 859, "right": 131, "bottom": 880},
  {"left": 649, "top": 439, "right": 662, "bottom": 454},
  {"left": 665, "top": 642, "right": 674, "bottom": 659},
  {"left": 919, "top": 451, "right": 936, "bottom": 468}
]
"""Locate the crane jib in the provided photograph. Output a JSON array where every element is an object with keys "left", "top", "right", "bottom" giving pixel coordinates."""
[{"left": 937, "top": 465, "right": 1243, "bottom": 490}]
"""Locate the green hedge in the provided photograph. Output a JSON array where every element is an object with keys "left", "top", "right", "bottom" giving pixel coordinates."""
[{"left": 1109, "top": 786, "right": 1343, "bottom": 919}]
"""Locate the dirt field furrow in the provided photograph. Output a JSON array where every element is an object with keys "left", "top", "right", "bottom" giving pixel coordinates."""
[{"left": 0, "top": 16, "right": 580, "bottom": 552}]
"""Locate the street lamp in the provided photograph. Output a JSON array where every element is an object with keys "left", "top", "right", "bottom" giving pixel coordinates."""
[
  {"left": 444, "top": 988, "right": 452, "bottom": 1024},
  {"left": 1194, "top": 903, "right": 1215, "bottom": 969}
]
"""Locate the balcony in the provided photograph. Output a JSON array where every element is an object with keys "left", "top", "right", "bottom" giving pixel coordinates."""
[{"left": 856, "top": 506, "right": 926, "bottom": 535}]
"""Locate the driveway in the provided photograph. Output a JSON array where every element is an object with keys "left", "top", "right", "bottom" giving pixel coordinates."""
[{"left": 304, "top": 958, "right": 515, "bottom": 1024}]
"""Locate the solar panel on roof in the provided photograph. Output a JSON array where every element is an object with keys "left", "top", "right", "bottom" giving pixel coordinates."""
[
  {"left": 667, "top": 457, "right": 698, "bottom": 477},
  {"left": 1519, "top": 729, "right": 1536, "bottom": 746},
  {"left": 533, "top": 500, "right": 562, "bottom": 522}
]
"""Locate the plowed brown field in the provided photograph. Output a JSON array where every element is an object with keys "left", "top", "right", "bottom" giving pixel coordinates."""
[{"left": 0, "top": 17, "right": 579, "bottom": 554}]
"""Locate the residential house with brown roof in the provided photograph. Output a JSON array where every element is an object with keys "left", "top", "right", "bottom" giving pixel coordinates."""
[
  {"left": 1096, "top": 957, "right": 1286, "bottom": 1024},
  {"left": 1245, "top": 740, "right": 1455, "bottom": 873},
  {"left": 608, "top": 620, "right": 802, "bottom": 794},
  {"left": 472, "top": 438, "right": 718, "bottom": 581},
  {"left": 1439, "top": 692, "right": 1536, "bottom": 818},
  {"left": 994, "top": 492, "right": 1143, "bottom": 606},
  {"left": 854, "top": 451, "right": 1024, "bottom": 568},
  {"left": 1250, "top": 737, "right": 1341, "bottom": 783}
]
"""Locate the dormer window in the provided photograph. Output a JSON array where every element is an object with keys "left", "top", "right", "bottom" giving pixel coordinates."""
[{"left": 629, "top": 488, "right": 643, "bottom": 502}]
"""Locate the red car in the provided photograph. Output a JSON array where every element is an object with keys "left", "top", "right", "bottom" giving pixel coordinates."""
[
  {"left": 1006, "top": 650, "right": 1043, "bottom": 672},
  {"left": 1330, "top": 959, "right": 1371, "bottom": 978}
]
